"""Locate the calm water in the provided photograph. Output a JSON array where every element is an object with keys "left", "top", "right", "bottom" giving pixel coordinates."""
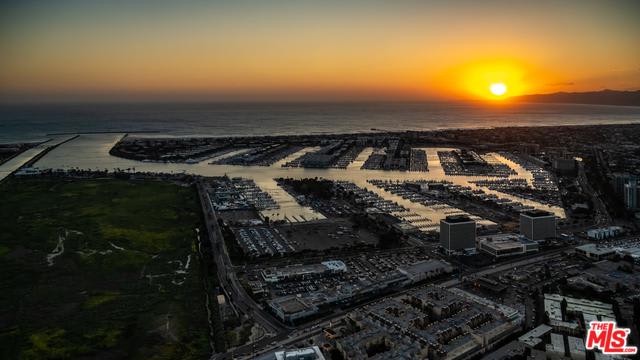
[
  {"left": 0, "top": 136, "right": 71, "bottom": 181},
  {"left": 32, "top": 134, "right": 565, "bottom": 225},
  {"left": 3, "top": 101, "right": 636, "bottom": 226},
  {"left": 1, "top": 101, "right": 639, "bottom": 143}
]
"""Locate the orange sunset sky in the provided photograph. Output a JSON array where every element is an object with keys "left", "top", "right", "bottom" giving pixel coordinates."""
[{"left": 1, "top": 0, "right": 639, "bottom": 103}]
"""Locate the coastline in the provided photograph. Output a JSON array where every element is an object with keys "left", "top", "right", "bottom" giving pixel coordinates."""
[
  {"left": 55, "top": 120, "right": 640, "bottom": 142},
  {"left": 2, "top": 101, "right": 640, "bottom": 144}
]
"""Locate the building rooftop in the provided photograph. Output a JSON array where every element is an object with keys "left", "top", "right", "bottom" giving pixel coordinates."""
[
  {"left": 595, "top": 352, "right": 627, "bottom": 359},
  {"left": 321, "top": 260, "right": 347, "bottom": 272},
  {"left": 544, "top": 293, "right": 615, "bottom": 322},
  {"left": 271, "top": 296, "right": 315, "bottom": 315},
  {"left": 275, "top": 346, "right": 325, "bottom": 360},
  {"left": 546, "top": 333, "right": 565, "bottom": 355},
  {"left": 397, "top": 259, "right": 453, "bottom": 279},
  {"left": 617, "top": 245, "right": 640, "bottom": 258},
  {"left": 336, "top": 286, "right": 521, "bottom": 360},
  {"left": 442, "top": 214, "right": 474, "bottom": 223},
  {"left": 521, "top": 209, "right": 554, "bottom": 218},
  {"left": 255, "top": 346, "right": 326, "bottom": 360},
  {"left": 261, "top": 260, "right": 347, "bottom": 283},
  {"left": 567, "top": 336, "right": 586, "bottom": 357},
  {"left": 478, "top": 234, "right": 535, "bottom": 250},
  {"left": 518, "top": 324, "right": 552, "bottom": 347},
  {"left": 587, "top": 226, "right": 624, "bottom": 235},
  {"left": 576, "top": 243, "right": 615, "bottom": 256}
]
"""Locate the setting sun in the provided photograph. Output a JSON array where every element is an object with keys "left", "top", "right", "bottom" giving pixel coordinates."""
[
  {"left": 490, "top": 83, "right": 507, "bottom": 97},
  {"left": 437, "top": 59, "right": 535, "bottom": 101}
]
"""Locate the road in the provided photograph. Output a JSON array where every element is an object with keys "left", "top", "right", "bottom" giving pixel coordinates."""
[
  {"left": 438, "top": 249, "right": 565, "bottom": 287},
  {"left": 577, "top": 160, "right": 611, "bottom": 225},
  {"left": 196, "top": 180, "right": 290, "bottom": 360}
]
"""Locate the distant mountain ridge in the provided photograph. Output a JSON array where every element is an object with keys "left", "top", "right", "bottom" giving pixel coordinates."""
[{"left": 512, "top": 89, "right": 640, "bottom": 107}]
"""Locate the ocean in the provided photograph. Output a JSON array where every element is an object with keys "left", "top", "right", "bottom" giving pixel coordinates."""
[{"left": 1, "top": 101, "right": 639, "bottom": 143}]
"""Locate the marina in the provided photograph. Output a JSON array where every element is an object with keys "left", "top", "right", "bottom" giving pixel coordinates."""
[{"left": 31, "top": 134, "right": 566, "bottom": 229}]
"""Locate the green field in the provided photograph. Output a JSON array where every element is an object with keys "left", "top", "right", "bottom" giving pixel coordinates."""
[{"left": 0, "top": 177, "right": 210, "bottom": 359}]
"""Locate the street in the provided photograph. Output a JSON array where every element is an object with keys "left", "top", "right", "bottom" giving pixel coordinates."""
[{"left": 196, "top": 180, "right": 291, "bottom": 359}]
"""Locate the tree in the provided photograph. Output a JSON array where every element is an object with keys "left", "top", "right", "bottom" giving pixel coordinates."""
[{"left": 544, "top": 265, "right": 551, "bottom": 280}]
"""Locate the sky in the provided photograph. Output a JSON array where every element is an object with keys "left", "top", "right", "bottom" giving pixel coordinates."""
[{"left": 1, "top": 0, "right": 639, "bottom": 103}]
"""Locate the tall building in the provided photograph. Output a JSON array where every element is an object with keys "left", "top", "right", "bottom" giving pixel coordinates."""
[
  {"left": 552, "top": 158, "right": 576, "bottom": 175},
  {"left": 624, "top": 181, "right": 638, "bottom": 209},
  {"left": 520, "top": 210, "right": 556, "bottom": 241},
  {"left": 519, "top": 143, "right": 540, "bottom": 154},
  {"left": 440, "top": 215, "right": 476, "bottom": 254},
  {"left": 614, "top": 173, "right": 638, "bottom": 195}
]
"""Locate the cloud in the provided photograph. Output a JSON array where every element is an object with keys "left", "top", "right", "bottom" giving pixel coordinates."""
[{"left": 546, "top": 82, "right": 575, "bottom": 87}]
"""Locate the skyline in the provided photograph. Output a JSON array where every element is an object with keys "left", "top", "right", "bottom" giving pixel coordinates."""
[{"left": 1, "top": 0, "right": 640, "bottom": 103}]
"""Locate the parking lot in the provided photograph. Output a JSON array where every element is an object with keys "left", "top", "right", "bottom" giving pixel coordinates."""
[
  {"left": 344, "top": 249, "right": 431, "bottom": 281},
  {"left": 275, "top": 218, "right": 379, "bottom": 250},
  {"left": 234, "top": 227, "right": 296, "bottom": 256}
]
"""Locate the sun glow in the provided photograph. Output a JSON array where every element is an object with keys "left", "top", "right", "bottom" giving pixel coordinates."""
[
  {"left": 438, "top": 59, "right": 539, "bottom": 101},
  {"left": 490, "top": 83, "right": 507, "bottom": 96}
]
